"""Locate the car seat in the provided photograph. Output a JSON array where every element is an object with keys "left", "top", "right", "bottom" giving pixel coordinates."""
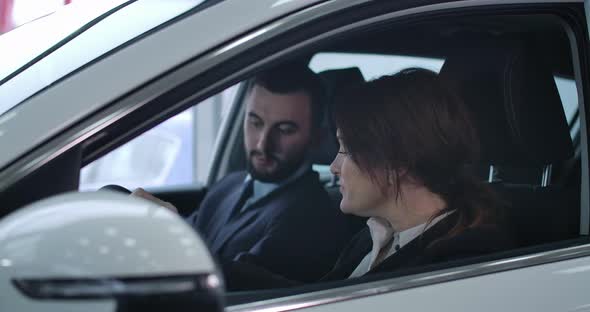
[{"left": 439, "top": 36, "right": 579, "bottom": 247}]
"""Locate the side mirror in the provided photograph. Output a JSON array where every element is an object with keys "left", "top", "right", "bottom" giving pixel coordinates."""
[{"left": 0, "top": 191, "right": 224, "bottom": 312}]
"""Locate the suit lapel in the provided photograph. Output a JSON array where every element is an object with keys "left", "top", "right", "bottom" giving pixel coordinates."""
[
  {"left": 322, "top": 228, "right": 372, "bottom": 281},
  {"left": 210, "top": 169, "right": 313, "bottom": 255},
  {"left": 211, "top": 208, "right": 260, "bottom": 254},
  {"left": 208, "top": 180, "right": 252, "bottom": 252},
  {"left": 369, "top": 236, "right": 428, "bottom": 273}
]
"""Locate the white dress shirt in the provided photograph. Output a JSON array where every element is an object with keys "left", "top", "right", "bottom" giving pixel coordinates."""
[
  {"left": 348, "top": 211, "right": 452, "bottom": 278},
  {"left": 240, "top": 161, "right": 310, "bottom": 213}
]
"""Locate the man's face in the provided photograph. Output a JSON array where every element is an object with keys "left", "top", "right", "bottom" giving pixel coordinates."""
[{"left": 244, "top": 85, "right": 314, "bottom": 182}]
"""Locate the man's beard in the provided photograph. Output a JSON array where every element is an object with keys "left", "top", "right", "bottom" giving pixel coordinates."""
[{"left": 246, "top": 151, "right": 304, "bottom": 183}]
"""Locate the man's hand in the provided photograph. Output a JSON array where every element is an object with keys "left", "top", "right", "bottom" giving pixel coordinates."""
[{"left": 131, "top": 188, "right": 178, "bottom": 213}]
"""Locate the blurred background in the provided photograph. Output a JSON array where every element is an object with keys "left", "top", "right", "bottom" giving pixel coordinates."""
[{"left": 1, "top": 0, "right": 79, "bottom": 34}]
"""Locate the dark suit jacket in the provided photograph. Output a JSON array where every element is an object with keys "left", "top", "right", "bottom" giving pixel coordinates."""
[
  {"left": 322, "top": 212, "right": 513, "bottom": 281},
  {"left": 186, "top": 169, "right": 350, "bottom": 282},
  {"left": 223, "top": 212, "right": 513, "bottom": 290}
]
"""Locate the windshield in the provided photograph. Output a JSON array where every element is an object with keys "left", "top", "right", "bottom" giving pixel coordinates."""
[{"left": 0, "top": 0, "right": 205, "bottom": 116}]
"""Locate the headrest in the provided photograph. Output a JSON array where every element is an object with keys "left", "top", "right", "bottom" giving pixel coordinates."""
[
  {"left": 439, "top": 37, "right": 573, "bottom": 166},
  {"left": 319, "top": 67, "right": 365, "bottom": 91},
  {"left": 309, "top": 67, "right": 364, "bottom": 165}
]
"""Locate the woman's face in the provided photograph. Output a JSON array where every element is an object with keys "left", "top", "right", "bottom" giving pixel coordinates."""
[{"left": 330, "top": 130, "right": 390, "bottom": 217}]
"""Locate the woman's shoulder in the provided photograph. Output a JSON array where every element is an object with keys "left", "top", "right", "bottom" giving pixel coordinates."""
[{"left": 426, "top": 223, "right": 515, "bottom": 261}]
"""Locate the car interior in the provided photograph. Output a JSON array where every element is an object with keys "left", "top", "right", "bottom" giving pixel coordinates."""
[{"left": 0, "top": 9, "right": 587, "bottom": 305}]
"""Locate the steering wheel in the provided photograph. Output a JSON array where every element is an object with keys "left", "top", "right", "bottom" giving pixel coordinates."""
[{"left": 99, "top": 184, "right": 132, "bottom": 194}]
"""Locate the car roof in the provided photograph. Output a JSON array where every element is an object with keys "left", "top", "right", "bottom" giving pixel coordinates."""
[
  {"left": 0, "top": 0, "right": 206, "bottom": 116},
  {"left": 0, "top": 0, "right": 131, "bottom": 81},
  {"left": 0, "top": 0, "right": 327, "bottom": 171}
]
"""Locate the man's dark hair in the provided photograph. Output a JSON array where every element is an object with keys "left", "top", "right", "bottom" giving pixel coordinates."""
[{"left": 249, "top": 61, "right": 325, "bottom": 130}]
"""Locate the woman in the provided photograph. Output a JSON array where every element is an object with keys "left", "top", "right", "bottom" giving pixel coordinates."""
[
  {"left": 322, "top": 68, "right": 512, "bottom": 280},
  {"left": 224, "top": 68, "right": 512, "bottom": 289}
]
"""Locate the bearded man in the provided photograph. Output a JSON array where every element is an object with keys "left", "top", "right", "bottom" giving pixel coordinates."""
[{"left": 185, "top": 63, "right": 350, "bottom": 283}]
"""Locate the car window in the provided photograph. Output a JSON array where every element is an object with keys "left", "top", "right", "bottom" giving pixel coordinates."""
[
  {"left": 217, "top": 12, "right": 586, "bottom": 306},
  {"left": 554, "top": 76, "right": 580, "bottom": 139},
  {"left": 79, "top": 84, "right": 238, "bottom": 191},
  {"left": 309, "top": 52, "right": 445, "bottom": 79},
  {"left": 308, "top": 54, "right": 580, "bottom": 185}
]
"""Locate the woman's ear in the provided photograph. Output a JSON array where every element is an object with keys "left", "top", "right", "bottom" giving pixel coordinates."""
[
  {"left": 388, "top": 168, "right": 411, "bottom": 185},
  {"left": 383, "top": 170, "right": 401, "bottom": 197},
  {"left": 387, "top": 171, "right": 396, "bottom": 185}
]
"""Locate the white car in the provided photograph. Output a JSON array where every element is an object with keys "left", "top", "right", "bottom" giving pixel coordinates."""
[{"left": 0, "top": 0, "right": 589, "bottom": 311}]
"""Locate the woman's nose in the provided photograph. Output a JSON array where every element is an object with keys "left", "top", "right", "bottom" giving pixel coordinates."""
[{"left": 330, "top": 154, "right": 341, "bottom": 176}]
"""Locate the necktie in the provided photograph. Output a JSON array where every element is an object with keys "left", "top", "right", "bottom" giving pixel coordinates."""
[{"left": 231, "top": 180, "right": 253, "bottom": 218}]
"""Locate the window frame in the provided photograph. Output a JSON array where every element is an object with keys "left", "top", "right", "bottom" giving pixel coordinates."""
[{"left": 215, "top": 1, "right": 590, "bottom": 310}]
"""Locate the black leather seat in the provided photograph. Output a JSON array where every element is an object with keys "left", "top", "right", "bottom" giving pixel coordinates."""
[{"left": 439, "top": 37, "right": 578, "bottom": 247}]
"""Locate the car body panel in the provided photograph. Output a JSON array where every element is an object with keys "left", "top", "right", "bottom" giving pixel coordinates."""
[
  {"left": 276, "top": 257, "right": 590, "bottom": 312},
  {"left": 0, "top": 0, "right": 202, "bottom": 115},
  {"left": 226, "top": 242, "right": 590, "bottom": 311},
  {"left": 0, "top": 0, "right": 327, "bottom": 171},
  {"left": 0, "top": 0, "right": 130, "bottom": 81}
]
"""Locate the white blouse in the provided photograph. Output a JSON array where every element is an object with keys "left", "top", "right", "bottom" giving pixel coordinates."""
[{"left": 348, "top": 211, "right": 452, "bottom": 278}]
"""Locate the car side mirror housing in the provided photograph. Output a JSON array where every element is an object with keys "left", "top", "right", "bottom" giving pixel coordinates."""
[{"left": 0, "top": 191, "right": 224, "bottom": 312}]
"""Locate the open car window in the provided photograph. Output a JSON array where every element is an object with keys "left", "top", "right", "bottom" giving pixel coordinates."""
[
  {"left": 309, "top": 52, "right": 445, "bottom": 78},
  {"left": 554, "top": 76, "right": 580, "bottom": 139},
  {"left": 79, "top": 84, "right": 238, "bottom": 191},
  {"left": 218, "top": 12, "right": 587, "bottom": 307}
]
